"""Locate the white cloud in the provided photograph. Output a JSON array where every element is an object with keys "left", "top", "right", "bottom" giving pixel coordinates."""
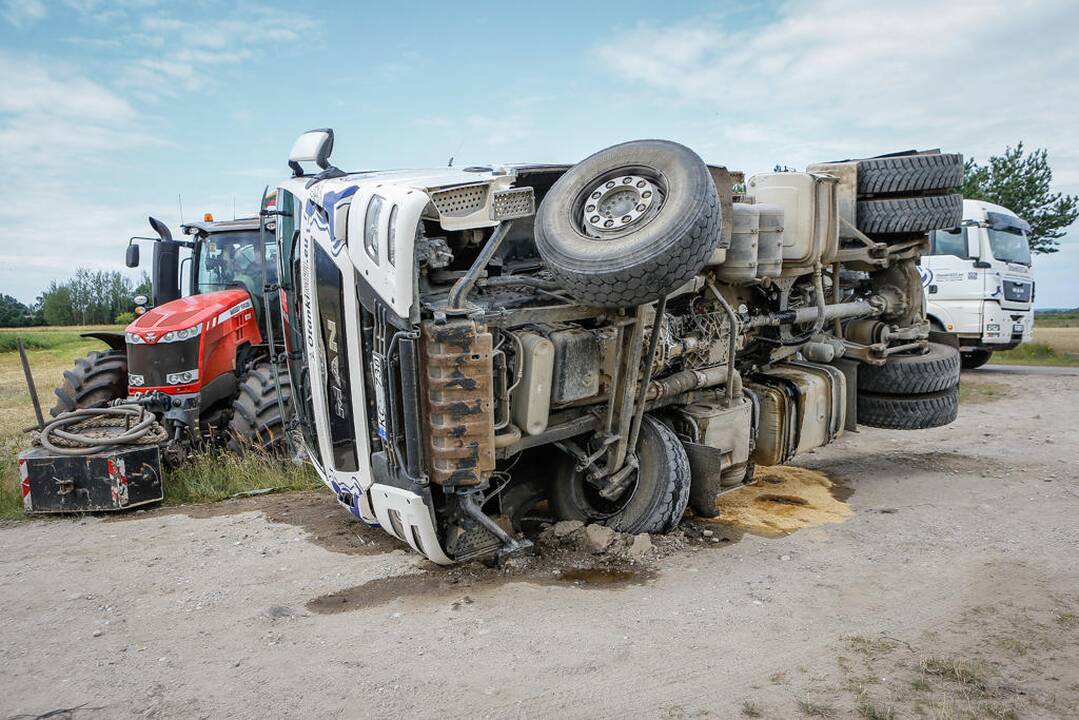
[
  {"left": 593, "top": 0, "right": 1079, "bottom": 180},
  {"left": 2, "top": 0, "right": 45, "bottom": 28},
  {"left": 121, "top": 7, "right": 319, "bottom": 99}
]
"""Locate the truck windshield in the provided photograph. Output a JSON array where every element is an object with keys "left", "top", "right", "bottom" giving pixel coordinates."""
[
  {"left": 988, "top": 227, "right": 1031, "bottom": 266},
  {"left": 196, "top": 231, "right": 278, "bottom": 293}
]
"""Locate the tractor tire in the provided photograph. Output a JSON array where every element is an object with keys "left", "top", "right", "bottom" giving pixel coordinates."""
[
  {"left": 961, "top": 350, "right": 993, "bottom": 370},
  {"left": 857, "top": 342, "right": 960, "bottom": 395},
  {"left": 227, "top": 362, "right": 292, "bottom": 454},
  {"left": 856, "top": 194, "right": 963, "bottom": 235},
  {"left": 857, "top": 386, "right": 959, "bottom": 430},
  {"left": 50, "top": 349, "right": 128, "bottom": 416},
  {"left": 856, "top": 153, "right": 964, "bottom": 196},
  {"left": 535, "top": 139, "right": 722, "bottom": 308},
  {"left": 549, "top": 415, "right": 691, "bottom": 534}
]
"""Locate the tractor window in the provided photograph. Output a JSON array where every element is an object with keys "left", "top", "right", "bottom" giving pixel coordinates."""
[{"left": 196, "top": 231, "right": 278, "bottom": 296}]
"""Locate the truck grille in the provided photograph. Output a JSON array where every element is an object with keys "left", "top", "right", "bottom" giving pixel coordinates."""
[
  {"left": 1003, "top": 280, "right": 1031, "bottom": 303},
  {"left": 126, "top": 338, "right": 200, "bottom": 388}
]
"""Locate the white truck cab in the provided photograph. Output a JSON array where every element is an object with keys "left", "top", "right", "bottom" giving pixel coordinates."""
[{"left": 922, "top": 199, "right": 1034, "bottom": 368}]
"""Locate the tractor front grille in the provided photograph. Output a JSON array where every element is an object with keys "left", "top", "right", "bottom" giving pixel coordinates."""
[{"left": 126, "top": 338, "right": 200, "bottom": 389}]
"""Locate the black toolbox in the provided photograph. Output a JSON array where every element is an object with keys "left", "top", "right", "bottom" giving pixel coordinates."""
[{"left": 17, "top": 444, "right": 163, "bottom": 513}]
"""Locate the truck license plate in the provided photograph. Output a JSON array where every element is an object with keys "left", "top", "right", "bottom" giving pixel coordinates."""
[{"left": 1013, "top": 322, "right": 1024, "bottom": 334}]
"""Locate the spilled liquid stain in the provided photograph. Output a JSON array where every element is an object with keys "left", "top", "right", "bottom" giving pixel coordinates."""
[
  {"left": 306, "top": 564, "right": 655, "bottom": 615},
  {"left": 706, "top": 465, "right": 851, "bottom": 538}
]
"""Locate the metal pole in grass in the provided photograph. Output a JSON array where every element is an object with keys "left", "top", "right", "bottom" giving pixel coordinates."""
[{"left": 17, "top": 337, "right": 45, "bottom": 431}]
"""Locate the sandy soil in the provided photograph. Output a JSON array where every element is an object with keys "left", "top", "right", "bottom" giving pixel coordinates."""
[{"left": 1, "top": 368, "right": 1077, "bottom": 719}]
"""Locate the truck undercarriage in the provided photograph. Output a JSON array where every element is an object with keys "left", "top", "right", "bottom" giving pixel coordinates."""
[{"left": 276, "top": 131, "right": 965, "bottom": 564}]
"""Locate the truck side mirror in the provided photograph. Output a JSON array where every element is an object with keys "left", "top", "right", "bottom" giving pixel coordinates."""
[{"left": 126, "top": 243, "right": 140, "bottom": 268}]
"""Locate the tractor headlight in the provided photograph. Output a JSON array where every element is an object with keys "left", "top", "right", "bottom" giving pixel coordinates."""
[
  {"left": 128, "top": 373, "right": 145, "bottom": 387},
  {"left": 126, "top": 332, "right": 146, "bottom": 345},
  {"left": 160, "top": 323, "right": 203, "bottom": 344},
  {"left": 165, "top": 369, "right": 199, "bottom": 385}
]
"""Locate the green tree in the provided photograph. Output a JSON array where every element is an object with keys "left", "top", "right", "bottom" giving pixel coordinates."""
[
  {"left": 39, "top": 282, "right": 75, "bottom": 326},
  {"left": 0, "top": 294, "right": 32, "bottom": 327},
  {"left": 961, "top": 143, "right": 1078, "bottom": 254}
]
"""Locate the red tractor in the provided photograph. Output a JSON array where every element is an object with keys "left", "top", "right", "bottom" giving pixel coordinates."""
[{"left": 51, "top": 214, "right": 291, "bottom": 456}]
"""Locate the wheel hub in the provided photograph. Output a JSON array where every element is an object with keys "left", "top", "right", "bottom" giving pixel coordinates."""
[{"left": 582, "top": 175, "right": 657, "bottom": 233}]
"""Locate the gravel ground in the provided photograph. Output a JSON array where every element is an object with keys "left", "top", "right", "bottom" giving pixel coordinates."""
[{"left": 1, "top": 368, "right": 1077, "bottom": 719}]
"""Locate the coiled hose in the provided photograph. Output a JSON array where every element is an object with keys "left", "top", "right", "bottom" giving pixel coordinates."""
[{"left": 33, "top": 405, "right": 169, "bottom": 456}]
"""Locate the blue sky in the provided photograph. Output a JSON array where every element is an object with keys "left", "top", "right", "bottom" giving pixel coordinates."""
[{"left": 1, "top": 0, "right": 1076, "bottom": 307}]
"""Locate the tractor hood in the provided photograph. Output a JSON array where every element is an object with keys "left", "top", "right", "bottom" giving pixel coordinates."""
[{"left": 127, "top": 289, "right": 253, "bottom": 343}]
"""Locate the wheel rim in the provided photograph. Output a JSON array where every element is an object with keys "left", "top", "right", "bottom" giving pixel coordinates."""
[{"left": 576, "top": 168, "right": 666, "bottom": 239}]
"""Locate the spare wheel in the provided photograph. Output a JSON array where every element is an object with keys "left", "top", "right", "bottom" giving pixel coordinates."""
[{"left": 535, "top": 139, "right": 722, "bottom": 308}]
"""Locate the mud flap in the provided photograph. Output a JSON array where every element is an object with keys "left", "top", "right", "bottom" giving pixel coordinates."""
[{"left": 684, "top": 442, "right": 728, "bottom": 518}]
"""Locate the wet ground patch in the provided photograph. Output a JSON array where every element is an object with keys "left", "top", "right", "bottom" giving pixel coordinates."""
[
  {"left": 698, "top": 466, "right": 852, "bottom": 538},
  {"left": 306, "top": 562, "right": 657, "bottom": 614}
]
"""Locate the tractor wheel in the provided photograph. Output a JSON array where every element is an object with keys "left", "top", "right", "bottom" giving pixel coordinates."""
[
  {"left": 50, "top": 350, "right": 129, "bottom": 416},
  {"left": 227, "top": 362, "right": 292, "bottom": 454}
]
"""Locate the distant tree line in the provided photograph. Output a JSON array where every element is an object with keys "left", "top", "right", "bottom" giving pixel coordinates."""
[{"left": 0, "top": 268, "right": 151, "bottom": 327}]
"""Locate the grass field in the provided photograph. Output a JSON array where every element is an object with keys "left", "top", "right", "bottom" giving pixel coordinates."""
[
  {"left": 0, "top": 326, "right": 317, "bottom": 520},
  {"left": 991, "top": 327, "right": 1079, "bottom": 366}
]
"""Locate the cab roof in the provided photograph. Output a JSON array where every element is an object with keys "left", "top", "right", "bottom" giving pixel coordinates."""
[{"left": 181, "top": 216, "right": 261, "bottom": 235}]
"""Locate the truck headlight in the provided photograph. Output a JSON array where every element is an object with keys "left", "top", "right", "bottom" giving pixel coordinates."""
[
  {"left": 160, "top": 323, "right": 203, "bottom": 344},
  {"left": 166, "top": 369, "right": 199, "bottom": 385}
]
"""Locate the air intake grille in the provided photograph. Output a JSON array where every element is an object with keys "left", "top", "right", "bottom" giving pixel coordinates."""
[
  {"left": 491, "top": 187, "right": 535, "bottom": 220},
  {"left": 431, "top": 184, "right": 488, "bottom": 218}
]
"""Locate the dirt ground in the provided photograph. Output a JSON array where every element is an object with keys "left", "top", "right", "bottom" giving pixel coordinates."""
[{"left": 1, "top": 365, "right": 1077, "bottom": 720}]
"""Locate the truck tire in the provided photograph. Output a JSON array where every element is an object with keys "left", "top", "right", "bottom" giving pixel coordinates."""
[
  {"left": 961, "top": 350, "right": 992, "bottom": 370},
  {"left": 227, "top": 362, "right": 292, "bottom": 454},
  {"left": 535, "top": 139, "right": 721, "bottom": 308},
  {"left": 856, "top": 194, "right": 963, "bottom": 235},
  {"left": 50, "top": 350, "right": 129, "bottom": 416},
  {"left": 857, "top": 342, "right": 960, "bottom": 395},
  {"left": 857, "top": 386, "right": 959, "bottom": 430},
  {"left": 856, "top": 153, "right": 964, "bottom": 196},
  {"left": 549, "top": 415, "right": 691, "bottom": 534}
]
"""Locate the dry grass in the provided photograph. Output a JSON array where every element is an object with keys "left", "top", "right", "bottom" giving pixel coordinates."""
[
  {"left": 0, "top": 325, "right": 317, "bottom": 519},
  {"left": 991, "top": 327, "right": 1079, "bottom": 366}
]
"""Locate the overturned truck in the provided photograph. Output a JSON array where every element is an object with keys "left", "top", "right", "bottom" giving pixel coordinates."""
[{"left": 270, "top": 130, "right": 963, "bottom": 564}]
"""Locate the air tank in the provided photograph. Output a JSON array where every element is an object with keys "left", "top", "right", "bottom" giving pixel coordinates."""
[
  {"left": 715, "top": 203, "right": 758, "bottom": 284},
  {"left": 755, "top": 203, "right": 784, "bottom": 279}
]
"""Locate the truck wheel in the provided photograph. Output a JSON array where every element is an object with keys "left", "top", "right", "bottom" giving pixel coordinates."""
[
  {"left": 227, "top": 363, "right": 292, "bottom": 454},
  {"left": 857, "top": 386, "right": 959, "bottom": 430},
  {"left": 856, "top": 153, "right": 964, "bottom": 196},
  {"left": 535, "top": 139, "right": 721, "bottom": 308},
  {"left": 857, "top": 342, "right": 960, "bottom": 395},
  {"left": 549, "top": 415, "right": 691, "bottom": 534},
  {"left": 856, "top": 194, "right": 963, "bottom": 235},
  {"left": 961, "top": 350, "right": 992, "bottom": 370},
  {"left": 50, "top": 349, "right": 128, "bottom": 416}
]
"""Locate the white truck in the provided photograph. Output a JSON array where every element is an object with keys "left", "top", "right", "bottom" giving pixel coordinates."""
[
  {"left": 266, "top": 133, "right": 965, "bottom": 564},
  {"left": 922, "top": 199, "right": 1034, "bottom": 369}
]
